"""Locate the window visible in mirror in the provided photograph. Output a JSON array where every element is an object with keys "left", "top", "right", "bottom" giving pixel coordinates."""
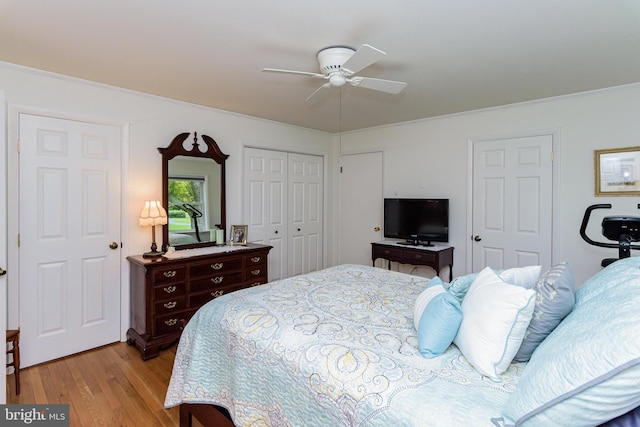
[{"left": 168, "top": 175, "right": 209, "bottom": 243}]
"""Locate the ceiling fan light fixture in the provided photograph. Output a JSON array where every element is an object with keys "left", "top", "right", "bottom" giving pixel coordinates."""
[{"left": 329, "top": 73, "right": 347, "bottom": 87}]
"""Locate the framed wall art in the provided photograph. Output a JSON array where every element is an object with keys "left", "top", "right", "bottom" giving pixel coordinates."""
[{"left": 594, "top": 146, "right": 640, "bottom": 196}]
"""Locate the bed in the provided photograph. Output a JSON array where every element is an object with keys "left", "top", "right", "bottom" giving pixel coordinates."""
[{"left": 165, "top": 259, "right": 640, "bottom": 426}]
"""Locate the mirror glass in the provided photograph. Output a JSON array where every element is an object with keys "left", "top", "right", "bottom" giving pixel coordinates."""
[{"left": 160, "top": 132, "right": 228, "bottom": 250}]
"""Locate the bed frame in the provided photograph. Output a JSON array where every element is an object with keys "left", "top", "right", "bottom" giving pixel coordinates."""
[{"left": 180, "top": 403, "right": 235, "bottom": 427}]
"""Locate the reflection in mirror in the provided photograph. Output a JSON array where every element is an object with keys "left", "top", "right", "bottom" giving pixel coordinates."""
[
  {"left": 159, "top": 132, "right": 228, "bottom": 250},
  {"left": 168, "top": 157, "right": 222, "bottom": 244}
]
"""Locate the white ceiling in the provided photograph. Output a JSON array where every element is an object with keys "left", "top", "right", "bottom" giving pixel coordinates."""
[{"left": 1, "top": 1, "right": 639, "bottom": 133}]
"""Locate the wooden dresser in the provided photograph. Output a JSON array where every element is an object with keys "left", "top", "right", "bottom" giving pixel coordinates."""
[{"left": 126, "top": 243, "right": 271, "bottom": 360}]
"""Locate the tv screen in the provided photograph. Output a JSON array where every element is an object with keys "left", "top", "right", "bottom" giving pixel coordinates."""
[{"left": 384, "top": 198, "right": 449, "bottom": 245}]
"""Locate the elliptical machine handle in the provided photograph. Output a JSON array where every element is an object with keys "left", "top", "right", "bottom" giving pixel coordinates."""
[{"left": 579, "top": 204, "right": 617, "bottom": 249}]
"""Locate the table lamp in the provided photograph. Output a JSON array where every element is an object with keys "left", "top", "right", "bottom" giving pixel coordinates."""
[{"left": 139, "top": 200, "right": 168, "bottom": 258}]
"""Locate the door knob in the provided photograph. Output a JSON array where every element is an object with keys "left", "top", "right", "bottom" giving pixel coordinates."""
[
  {"left": 374, "top": 226, "right": 381, "bottom": 232},
  {"left": 473, "top": 235, "right": 482, "bottom": 242},
  {"left": 109, "top": 242, "right": 119, "bottom": 250},
  {"left": 0, "top": 267, "right": 6, "bottom": 276}
]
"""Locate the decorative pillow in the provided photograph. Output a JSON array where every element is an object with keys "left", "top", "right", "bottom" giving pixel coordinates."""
[
  {"left": 512, "top": 262, "right": 575, "bottom": 362},
  {"left": 447, "top": 266, "right": 540, "bottom": 303},
  {"left": 414, "top": 277, "right": 463, "bottom": 358},
  {"left": 447, "top": 273, "right": 477, "bottom": 303},
  {"left": 499, "top": 265, "right": 541, "bottom": 288},
  {"left": 453, "top": 267, "right": 536, "bottom": 380},
  {"left": 599, "top": 406, "right": 640, "bottom": 427},
  {"left": 500, "top": 256, "right": 640, "bottom": 426}
]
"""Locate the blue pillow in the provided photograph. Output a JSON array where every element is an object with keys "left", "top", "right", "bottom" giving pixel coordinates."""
[
  {"left": 500, "top": 256, "right": 640, "bottom": 426},
  {"left": 414, "top": 277, "right": 463, "bottom": 358},
  {"left": 447, "top": 273, "right": 477, "bottom": 303},
  {"left": 512, "top": 262, "right": 575, "bottom": 362}
]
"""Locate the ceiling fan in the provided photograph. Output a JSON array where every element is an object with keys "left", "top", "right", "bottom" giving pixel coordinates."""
[{"left": 262, "top": 44, "right": 407, "bottom": 101}]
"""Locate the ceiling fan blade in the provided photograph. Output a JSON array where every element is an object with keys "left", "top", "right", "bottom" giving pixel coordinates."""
[
  {"left": 262, "top": 68, "right": 326, "bottom": 79},
  {"left": 341, "top": 44, "right": 386, "bottom": 75},
  {"left": 349, "top": 76, "right": 407, "bottom": 94},
  {"left": 305, "top": 83, "right": 331, "bottom": 102}
]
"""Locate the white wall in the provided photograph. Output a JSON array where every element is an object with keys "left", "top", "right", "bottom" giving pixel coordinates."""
[{"left": 341, "top": 83, "right": 640, "bottom": 286}]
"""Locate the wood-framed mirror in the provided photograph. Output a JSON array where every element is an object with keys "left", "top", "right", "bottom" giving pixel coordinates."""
[{"left": 159, "top": 132, "right": 228, "bottom": 250}]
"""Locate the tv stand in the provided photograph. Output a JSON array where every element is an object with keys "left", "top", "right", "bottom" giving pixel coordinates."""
[{"left": 372, "top": 241, "right": 454, "bottom": 281}]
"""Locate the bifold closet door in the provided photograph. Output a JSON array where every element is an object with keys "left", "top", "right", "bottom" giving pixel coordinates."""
[
  {"left": 244, "top": 148, "right": 323, "bottom": 281},
  {"left": 244, "top": 148, "right": 288, "bottom": 281},
  {"left": 288, "top": 153, "right": 323, "bottom": 277}
]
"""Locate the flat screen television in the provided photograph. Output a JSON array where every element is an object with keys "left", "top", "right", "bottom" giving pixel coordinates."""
[{"left": 384, "top": 198, "right": 449, "bottom": 246}]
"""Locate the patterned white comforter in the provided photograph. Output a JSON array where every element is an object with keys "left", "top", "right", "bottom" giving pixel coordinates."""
[{"left": 165, "top": 264, "right": 524, "bottom": 426}]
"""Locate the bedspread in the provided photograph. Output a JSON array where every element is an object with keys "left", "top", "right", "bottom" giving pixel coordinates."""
[{"left": 165, "top": 264, "right": 524, "bottom": 426}]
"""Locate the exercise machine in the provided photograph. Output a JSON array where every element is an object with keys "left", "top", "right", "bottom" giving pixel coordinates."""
[{"left": 580, "top": 204, "right": 640, "bottom": 267}]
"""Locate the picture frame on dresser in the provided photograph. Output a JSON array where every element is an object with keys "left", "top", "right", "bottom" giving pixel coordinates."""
[{"left": 230, "top": 224, "right": 248, "bottom": 246}]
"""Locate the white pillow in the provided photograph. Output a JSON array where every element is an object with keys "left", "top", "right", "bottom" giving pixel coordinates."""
[
  {"left": 453, "top": 266, "right": 536, "bottom": 380},
  {"left": 500, "top": 265, "right": 541, "bottom": 288}
]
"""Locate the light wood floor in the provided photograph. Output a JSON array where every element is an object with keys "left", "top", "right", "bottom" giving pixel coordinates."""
[{"left": 6, "top": 342, "right": 182, "bottom": 426}]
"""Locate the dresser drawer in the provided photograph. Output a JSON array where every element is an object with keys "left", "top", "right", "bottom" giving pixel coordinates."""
[
  {"left": 154, "top": 296, "right": 187, "bottom": 315},
  {"left": 372, "top": 245, "right": 403, "bottom": 261},
  {"left": 189, "top": 257, "right": 243, "bottom": 278},
  {"left": 190, "top": 272, "right": 243, "bottom": 293},
  {"left": 154, "top": 310, "right": 195, "bottom": 337},
  {"left": 153, "top": 282, "right": 186, "bottom": 300},
  {"left": 189, "top": 285, "right": 242, "bottom": 308},
  {"left": 152, "top": 265, "right": 186, "bottom": 284},
  {"left": 245, "top": 252, "right": 268, "bottom": 267},
  {"left": 245, "top": 265, "right": 268, "bottom": 286},
  {"left": 402, "top": 249, "right": 436, "bottom": 264}
]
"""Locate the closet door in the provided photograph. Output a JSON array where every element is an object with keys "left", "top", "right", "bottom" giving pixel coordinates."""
[
  {"left": 288, "top": 153, "right": 323, "bottom": 276},
  {"left": 244, "top": 148, "right": 288, "bottom": 281},
  {"left": 244, "top": 149, "right": 323, "bottom": 281}
]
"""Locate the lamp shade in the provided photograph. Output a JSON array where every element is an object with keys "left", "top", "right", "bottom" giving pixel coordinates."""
[{"left": 139, "top": 200, "right": 168, "bottom": 226}]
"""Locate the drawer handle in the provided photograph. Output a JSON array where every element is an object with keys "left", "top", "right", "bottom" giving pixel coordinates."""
[
  {"left": 251, "top": 269, "right": 261, "bottom": 275},
  {"left": 384, "top": 250, "right": 391, "bottom": 255},
  {"left": 163, "top": 286, "right": 177, "bottom": 294},
  {"left": 251, "top": 256, "right": 261, "bottom": 263},
  {"left": 250, "top": 282, "right": 262, "bottom": 287},
  {"left": 211, "top": 276, "right": 224, "bottom": 284},
  {"left": 211, "top": 263, "right": 223, "bottom": 270},
  {"left": 163, "top": 301, "right": 177, "bottom": 309},
  {"left": 164, "top": 318, "right": 178, "bottom": 326},
  {"left": 163, "top": 270, "right": 177, "bottom": 278},
  {"left": 211, "top": 290, "right": 224, "bottom": 298}
]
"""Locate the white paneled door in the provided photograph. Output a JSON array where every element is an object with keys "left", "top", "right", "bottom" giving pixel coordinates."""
[
  {"left": 18, "top": 113, "right": 122, "bottom": 367},
  {"left": 472, "top": 134, "right": 553, "bottom": 272},
  {"left": 244, "top": 148, "right": 288, "bottom": 281},
  {"left": 339, "top": 151, "right": 383, "bottom": 266},
  {"left": 244, "top": 148, "right": 323, "bottom": 280},
  {"left": 288, "top": 153, "right": 323, "bottom": 276}
]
